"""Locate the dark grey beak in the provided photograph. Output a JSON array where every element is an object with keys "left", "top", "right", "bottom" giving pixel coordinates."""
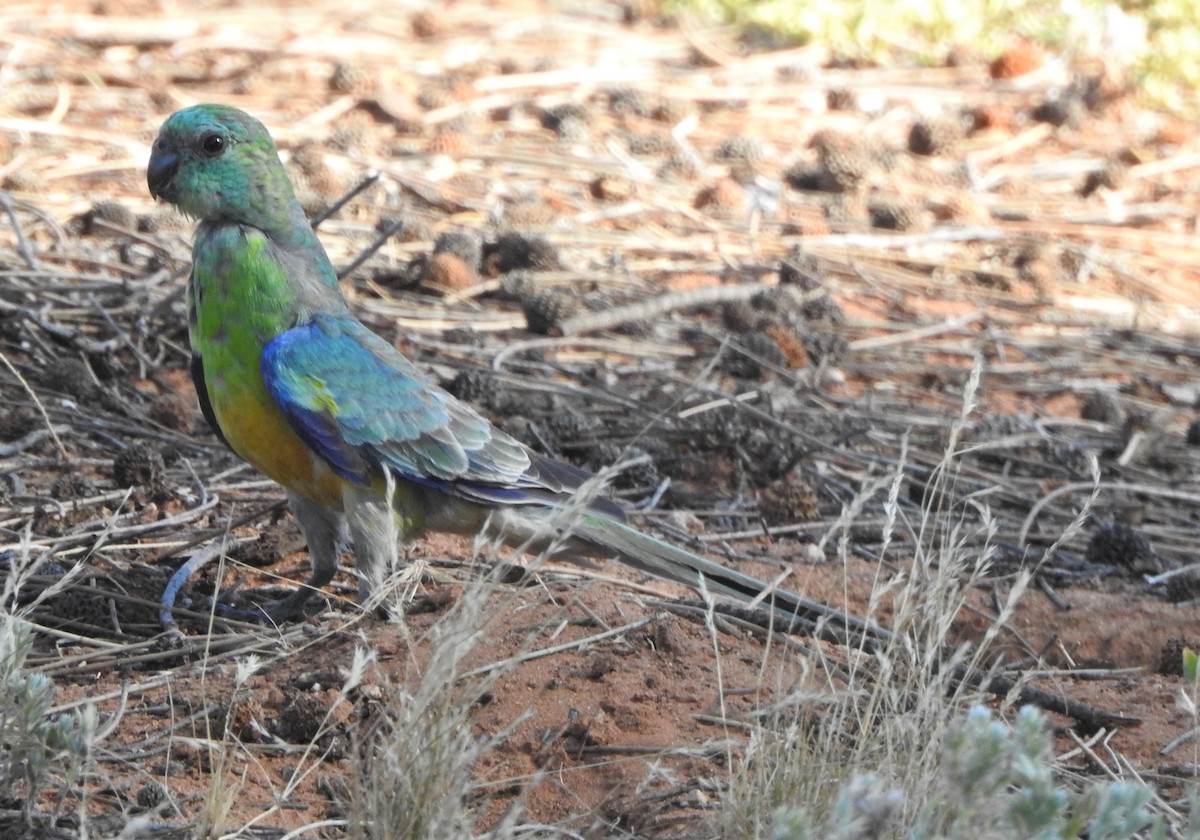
[{"left": 147, "top": 142, "right": 178, "bottom": 199}]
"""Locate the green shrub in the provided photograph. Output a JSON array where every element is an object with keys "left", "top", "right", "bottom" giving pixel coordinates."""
[
  {"left": 771, "top": 706, "right": 1168, "bottom": 840},
  {"left": 0, "top": 618, "right": 88, "bottom": 821}
]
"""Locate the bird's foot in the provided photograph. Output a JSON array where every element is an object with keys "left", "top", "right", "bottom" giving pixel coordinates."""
[{"left": 214, "top": 585, "right": 327, "bottom": 625}]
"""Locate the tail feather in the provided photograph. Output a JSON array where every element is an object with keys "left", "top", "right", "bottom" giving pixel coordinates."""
[{"left": 576, "top": 513, "right": 890, "bottom": 645}]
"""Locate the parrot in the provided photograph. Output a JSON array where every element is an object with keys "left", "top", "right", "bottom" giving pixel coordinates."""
[{"left": 146, "top": 103, "right": 880, "bottom": 642}]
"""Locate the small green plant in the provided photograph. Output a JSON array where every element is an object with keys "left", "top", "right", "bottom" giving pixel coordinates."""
[
  {"left": 668, "top": 0, "right": 1197, "bottom": 111},
  {"left": 1, "top": 540, "right": 97, "bottom": 828},
  {"left": 1178, "top": 646, "right": 1200, "bottom": 783},
  {"left": 669, "top": 0, "right": 1067, "bottom": 60},
  {"left": 771, "top": 706, "right": 1166, "bottom": 840},
  {"left": 0, "top": 618, "right": 88, "bottom": 822}
]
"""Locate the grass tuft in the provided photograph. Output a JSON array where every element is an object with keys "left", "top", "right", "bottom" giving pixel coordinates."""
[
  {"left": 344, "top": 573, "right": 518, "bottom": 839},
  {"left": 714, "top": 358, "right": 1169, "bottom": 837}
]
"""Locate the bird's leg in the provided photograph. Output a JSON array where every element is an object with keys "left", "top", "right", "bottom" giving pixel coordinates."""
[
  {"left": 256, "top": 491, "right": 346, "bottom": 621},
  {"left": 342, "top": 477, "right": 402, "bottom": 611}
]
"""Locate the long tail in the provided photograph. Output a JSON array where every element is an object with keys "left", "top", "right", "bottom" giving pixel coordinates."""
[{"left": 574, "top": 512, "right": 890, "bottom": 646}]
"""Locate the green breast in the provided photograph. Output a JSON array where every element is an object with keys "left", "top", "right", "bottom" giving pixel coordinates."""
[{"left": 188, "top": 223, "right": 344, "bottom": 505}]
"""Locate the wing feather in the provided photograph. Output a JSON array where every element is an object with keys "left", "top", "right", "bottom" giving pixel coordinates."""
[{"left": 261, "top": 313, "right": 595, "bottom": 509}]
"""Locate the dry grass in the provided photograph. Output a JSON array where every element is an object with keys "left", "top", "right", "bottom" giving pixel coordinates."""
[{"left": 3, "top": 0, "right": 1200, "bottom": 837}]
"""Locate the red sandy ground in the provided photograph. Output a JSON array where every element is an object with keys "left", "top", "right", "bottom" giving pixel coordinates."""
[{"left": 2, "top": 0, "right": 1199, "bottom": 837}]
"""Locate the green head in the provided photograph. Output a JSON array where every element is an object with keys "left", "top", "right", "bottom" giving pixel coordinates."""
[{"left": 148, "top": 104, "right": 309, "bottom": 245}]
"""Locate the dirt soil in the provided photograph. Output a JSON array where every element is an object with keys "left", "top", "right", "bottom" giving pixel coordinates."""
[{"left": 2, "top": 1, "right": 1200, "bottom": 837}]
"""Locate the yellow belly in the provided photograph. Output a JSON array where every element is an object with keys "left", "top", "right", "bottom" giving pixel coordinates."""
[{"left": 212, "top": 379, "right": 346, "bottom": 508}]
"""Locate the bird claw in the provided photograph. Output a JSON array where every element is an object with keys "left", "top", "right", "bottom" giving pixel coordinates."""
[{"left": 213, "top": 586, "right": 326, "bottom": 624}]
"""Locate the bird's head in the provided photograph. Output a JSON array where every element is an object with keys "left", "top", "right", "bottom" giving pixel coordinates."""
[{"left": 148, "top": 104, "right": 303, "bottom": 235}]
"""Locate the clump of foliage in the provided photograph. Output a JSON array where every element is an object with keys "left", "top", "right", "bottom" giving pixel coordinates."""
[{"left": 772, "top": 706, "right": 1176, "bottom": 840}]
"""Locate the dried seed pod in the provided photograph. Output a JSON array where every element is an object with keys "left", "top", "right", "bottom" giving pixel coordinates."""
[
  {"left": 907, "top": 117, "right": 965, "bottom": 156},
  {"left": 868, "top": 198, "right": 920, "bottom": 231},
  {"left": 521, "top": 289, "right": 579, "bottom": 335},
  {"left": 330, "top": 61, "right": 373, "bottom": 95},
  {"left": 86, "top": 199, "right": 137, "bottom": 231},
  {"left": 51, "top": 472, "right": 96, "bottom": 501},
  {"left": 810, "top": 130, "right": 870, "bottom": 194},
  {"left": 112, "top": 440, "right": 166, "bottom": 489},
  {"left": 759, "top": 473, "right": 820, "bottom": 526},
  {"left": 1165, "top": 572, "right": 1200, "bottom": 604},
  {"left": 1084, "top": 522, "right": 1159, "bottom": 575},
  {"left": 693, "top": 177, "right": 744, "bottom": 215},
  {"left": 485, "top": 232, "right": 561, "bottom": 275},
  {"left": 723, "top": 332, "right": 788, "bottom": 380},
  {"left": 42, "top": 358, "right": 97, "bottom": 400},
  {"left": 714, "top": 135, "right": 764, "bottom": 163}
]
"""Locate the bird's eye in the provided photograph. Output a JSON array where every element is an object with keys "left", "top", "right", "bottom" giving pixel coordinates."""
[{"left": 200, "top": 133, "right": 226, "bottom": 156}]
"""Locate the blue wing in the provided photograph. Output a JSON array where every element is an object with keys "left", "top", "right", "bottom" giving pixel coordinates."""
[{"left": 261, "top": 312, "right": 613, "bottom": 512}]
